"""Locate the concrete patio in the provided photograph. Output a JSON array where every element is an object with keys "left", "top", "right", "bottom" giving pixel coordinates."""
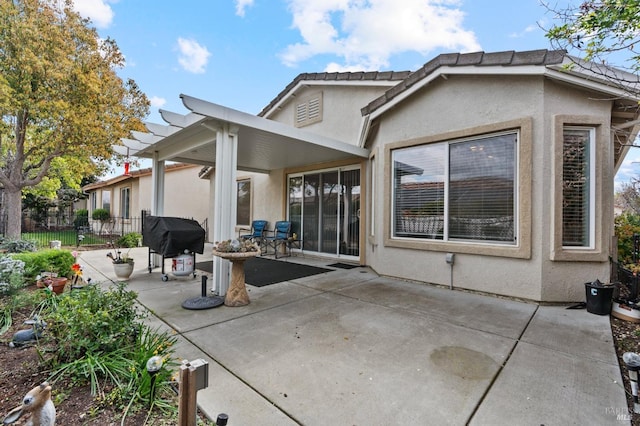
[{"left": 77, "top": 245, "right": 629, "bottom": 425}]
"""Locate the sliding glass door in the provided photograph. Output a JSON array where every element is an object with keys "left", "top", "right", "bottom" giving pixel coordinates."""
[{"left": 288, "top": 167, "right": 360, "bottom": 258}]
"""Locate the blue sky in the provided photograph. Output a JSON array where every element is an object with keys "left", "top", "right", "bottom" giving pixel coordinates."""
[{"left": 71, "top": 0, "right": 640, "bottom": 186}]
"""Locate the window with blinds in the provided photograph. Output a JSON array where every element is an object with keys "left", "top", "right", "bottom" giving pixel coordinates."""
[
  {"left": 562, "top": 127, "right": 594, "bottom": 248},
  {"left": 294, "top": 92, "right": 323, "bottom": 127},
  {"left": 392, "top": 131, "right": 517, "bottom": 244}
]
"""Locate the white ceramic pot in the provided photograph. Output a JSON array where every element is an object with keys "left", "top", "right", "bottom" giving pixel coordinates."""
[{"left": 113, "top": 262, "right": 134, "bottom": 280}]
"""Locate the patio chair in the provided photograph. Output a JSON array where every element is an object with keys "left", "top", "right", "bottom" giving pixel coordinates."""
[
  {"left": 262, "top": 220, "right": 292, "bottom": 258},
  {"left": 238, "top": 220, "right": 268, "bottom": 242}
]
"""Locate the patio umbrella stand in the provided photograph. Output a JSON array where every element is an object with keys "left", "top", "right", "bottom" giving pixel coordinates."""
[{"left": 182, "top": 275, "right": 224, "bottom": 310}]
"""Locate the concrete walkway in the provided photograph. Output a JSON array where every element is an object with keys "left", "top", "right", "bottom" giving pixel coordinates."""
[{"left": 76, "top": 246, "right": 630, "bottom": 425}]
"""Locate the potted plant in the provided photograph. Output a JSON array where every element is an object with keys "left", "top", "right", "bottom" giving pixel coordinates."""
[
  {"left": 11, "top": 249, "right": 75, "bottom": 294},
  {"left": 107, "top": 247, "right": 135, "bottom": 280},
  {"left": 37, "top": 273, "right": 68, "bottom": 294}
]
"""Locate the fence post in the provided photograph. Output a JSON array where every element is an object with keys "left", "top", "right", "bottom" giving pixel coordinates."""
[{"left": 178, "top": 359, "right": 209, "bottom": 426}]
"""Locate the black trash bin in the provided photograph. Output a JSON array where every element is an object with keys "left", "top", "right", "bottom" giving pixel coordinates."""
[{"left": 585, "top": 280, "right": 614, "bottom": 315}]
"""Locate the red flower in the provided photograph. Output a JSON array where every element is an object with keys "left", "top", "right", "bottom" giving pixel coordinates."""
[{"left": 72, "top": 263, "right": 82, "bottom": 276}]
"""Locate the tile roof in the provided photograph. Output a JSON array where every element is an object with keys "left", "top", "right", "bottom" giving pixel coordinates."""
[
  {"left": 361, "top": 49, "right": 567, "bottom": 116},
  {"left": 257, "top": 49, "right": 568, "bottom": 119},
  {"left": 258, "top": 70, "right": 411, "bottom": 117}
]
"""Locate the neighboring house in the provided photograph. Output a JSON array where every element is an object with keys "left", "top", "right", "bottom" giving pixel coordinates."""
[
  {"left": 81, "top": 162, "right": 210, "bottom": 235},
  {"left": 122, "top": 49, "right": 640, "bottom": 303}
]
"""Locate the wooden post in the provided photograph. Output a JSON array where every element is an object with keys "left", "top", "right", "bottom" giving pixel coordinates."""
[{"left": 178, "top": 363, "right": 198, "bottom": 426}]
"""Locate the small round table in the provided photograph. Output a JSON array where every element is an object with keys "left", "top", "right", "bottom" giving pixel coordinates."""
[{"left": 212, "top": 250, "right": 260, "bottom": 307}]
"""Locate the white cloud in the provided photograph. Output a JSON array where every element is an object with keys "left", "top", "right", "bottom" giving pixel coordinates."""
[
  {"left": 279, "top": 0, "right": 481, "bottom": 71},
  {"left": 616, "top": 151, "right": 640, "bottom": 189},
  {"left": 149, "top": 96, "right": 166, "bottom": 108},
  {"left": 176, "top": 38, "right": 211, "bottom": 74},
  {"left": 72, "top": 0, "right": 115, "bottom": 29},
  {"left": 509, "top": 23, "right": 540, "bottom": 39},
  {"left": 235, "top": 0, "right": 255, "bottom": 17}
]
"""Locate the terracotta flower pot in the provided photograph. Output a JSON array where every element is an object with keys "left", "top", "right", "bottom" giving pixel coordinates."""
[{"left": 37, "top": 277, "right": 68, "bottom": 294}]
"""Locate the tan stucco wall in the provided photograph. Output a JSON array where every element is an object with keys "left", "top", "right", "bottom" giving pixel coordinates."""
[
  {"left": 540, "top": 81, "right": 613, "bottom": 301},
  {"left": 366, "top": 74, "right": 614, "bottom": 302},
  {"left": 269, "top": 85, "right": 392, "bottom": 144},
  {"left": 137, "top": 166, "right": 210, "bottom": 223},
  {"left": 232, "top": 171, "right": 284, "bottom": 236},
  {"left": 202, "top": 170, "right": 286, "bottom": 241},
  {"left": 85, "top": 166, "right": 210, "bottom": 227}
]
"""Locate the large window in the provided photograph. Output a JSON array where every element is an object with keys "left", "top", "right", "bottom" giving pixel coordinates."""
[
  {"left": 236, "top": 179, "right": 251, "bottom": 227},
  {"left": 562, "top": 127, "right": 595, "bottom": 248},
  {"left": 392, "top": 131, "right": 517, "bottom": 244}
]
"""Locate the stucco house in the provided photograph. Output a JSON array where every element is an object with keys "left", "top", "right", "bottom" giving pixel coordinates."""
[
  {"left": 121, "top": 49, "right": 640, "bottom": 303},
  {"left": 81, "top": 162, "right": 210, "bottom": 236}
]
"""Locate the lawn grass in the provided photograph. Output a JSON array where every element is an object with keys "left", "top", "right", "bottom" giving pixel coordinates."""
[{"left": 21, "top": 230, "right": 109, "bottom": 248}]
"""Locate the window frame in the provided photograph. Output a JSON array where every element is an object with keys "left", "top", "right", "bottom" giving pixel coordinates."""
[
  {"left": 383, "top": 119, "right": 532, "bottom": 259},
  {"left": 391, "top": 131, "right": 518, "bottom": 244},
  {"left": 561, "top": 126, "right": 596, "bottom": 250},
  {"left": 101, "top": 190, "right": 111, "bottom": 212},
  {"left": 551, "top": 115, "right": 607, "bottom": 262},
  {"left": 120, "top": 187, "right": 131, "bottom": 220},
  {"left": 236, "top": 178, "right": 252, "bottom": 227}
]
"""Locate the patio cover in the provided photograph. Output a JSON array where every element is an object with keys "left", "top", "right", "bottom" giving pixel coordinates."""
[
  {"left": 121, "top": 94, "right": 369, "bottom": 173},
  {"left": 118, "top": 95, "right": 369, "bottom": 296}
]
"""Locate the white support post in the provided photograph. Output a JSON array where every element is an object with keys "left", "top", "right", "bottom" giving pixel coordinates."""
[
  {"left": 151, "top": 152, "right": 165, "bottom": 216},
  {"left": 150, "top": 153, "right": 165, "bottom": 268},
  {"left": 211, "top": 124, "right": 238, "bottom": 296}
]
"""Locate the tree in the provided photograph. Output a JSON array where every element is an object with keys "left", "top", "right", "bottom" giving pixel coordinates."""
[
  {"left": 544, "top": 0, "right": 640, "bottom": 93},
  {"left": 617, "top": 178, "right": 640, "bottom": 215},
  {"left": 0, "top": 0, "right": 149, "bottom": 238}
]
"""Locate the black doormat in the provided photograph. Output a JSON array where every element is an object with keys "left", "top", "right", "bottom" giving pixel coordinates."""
[
  {"left": 195, "top": 257, "right": 332, "bottom": 287},
  {"left": 327, "top": 262, "right": 358, "bottom": 269}
]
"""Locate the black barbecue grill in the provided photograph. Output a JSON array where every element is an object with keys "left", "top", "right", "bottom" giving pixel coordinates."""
[{"left": 143, "top": 216, "right": 206, "bottom": 281}]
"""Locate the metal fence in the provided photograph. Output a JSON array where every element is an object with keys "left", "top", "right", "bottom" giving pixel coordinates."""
[
  {"left": 0, "top": 210, "right": 209, "bottom": 248},
  {"left": 612, "top": 262, "right": 640, "bottom": 301},
  {"left": 17, "top": 212, "right": 146, "bottom": 248}
]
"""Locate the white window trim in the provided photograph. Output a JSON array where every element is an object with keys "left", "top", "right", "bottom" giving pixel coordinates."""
[
  {"left": 236, "top": 178, "right": 252, "bottom": 227},
  {"left": 551, "top": 115, "right": 607, "bottom": 262},
  {"left": 120, "top": 187, "right": 131, "bottom": 220},
  {"left": 562, "top": 126, "right": 596, "bottom": 250}
]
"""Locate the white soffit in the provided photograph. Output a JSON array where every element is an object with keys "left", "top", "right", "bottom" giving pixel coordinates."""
[{"left": 132, "top": 95, "right": 369, "bottom": 173}]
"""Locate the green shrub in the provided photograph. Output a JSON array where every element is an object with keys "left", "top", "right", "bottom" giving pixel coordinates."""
[
  {"left": 0, "top": 255, "right": 26, "bottom": 296},
  {"left": 74, "top": 209, "right": 89, "bottom": 229},
  {"left": 44, "top": 281, "right": 177, "bottom": 414},
  {"left": 11, "top": 249, "right": 75, "bottom": 280},
  {"left": 0, "top": 237, "right": 37, "bottom": 253},
  {"left": 47, "top": 282, "right": 142, "bottom": 361},
  {"left": 615, "top": 212, "right": 640, "bottom": 268},
  {"left": 116, "top": 232, "right": 142, "bottom": 248},
  {"left": 92, "top": 208, "right": 111, "bottom": 221}
]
